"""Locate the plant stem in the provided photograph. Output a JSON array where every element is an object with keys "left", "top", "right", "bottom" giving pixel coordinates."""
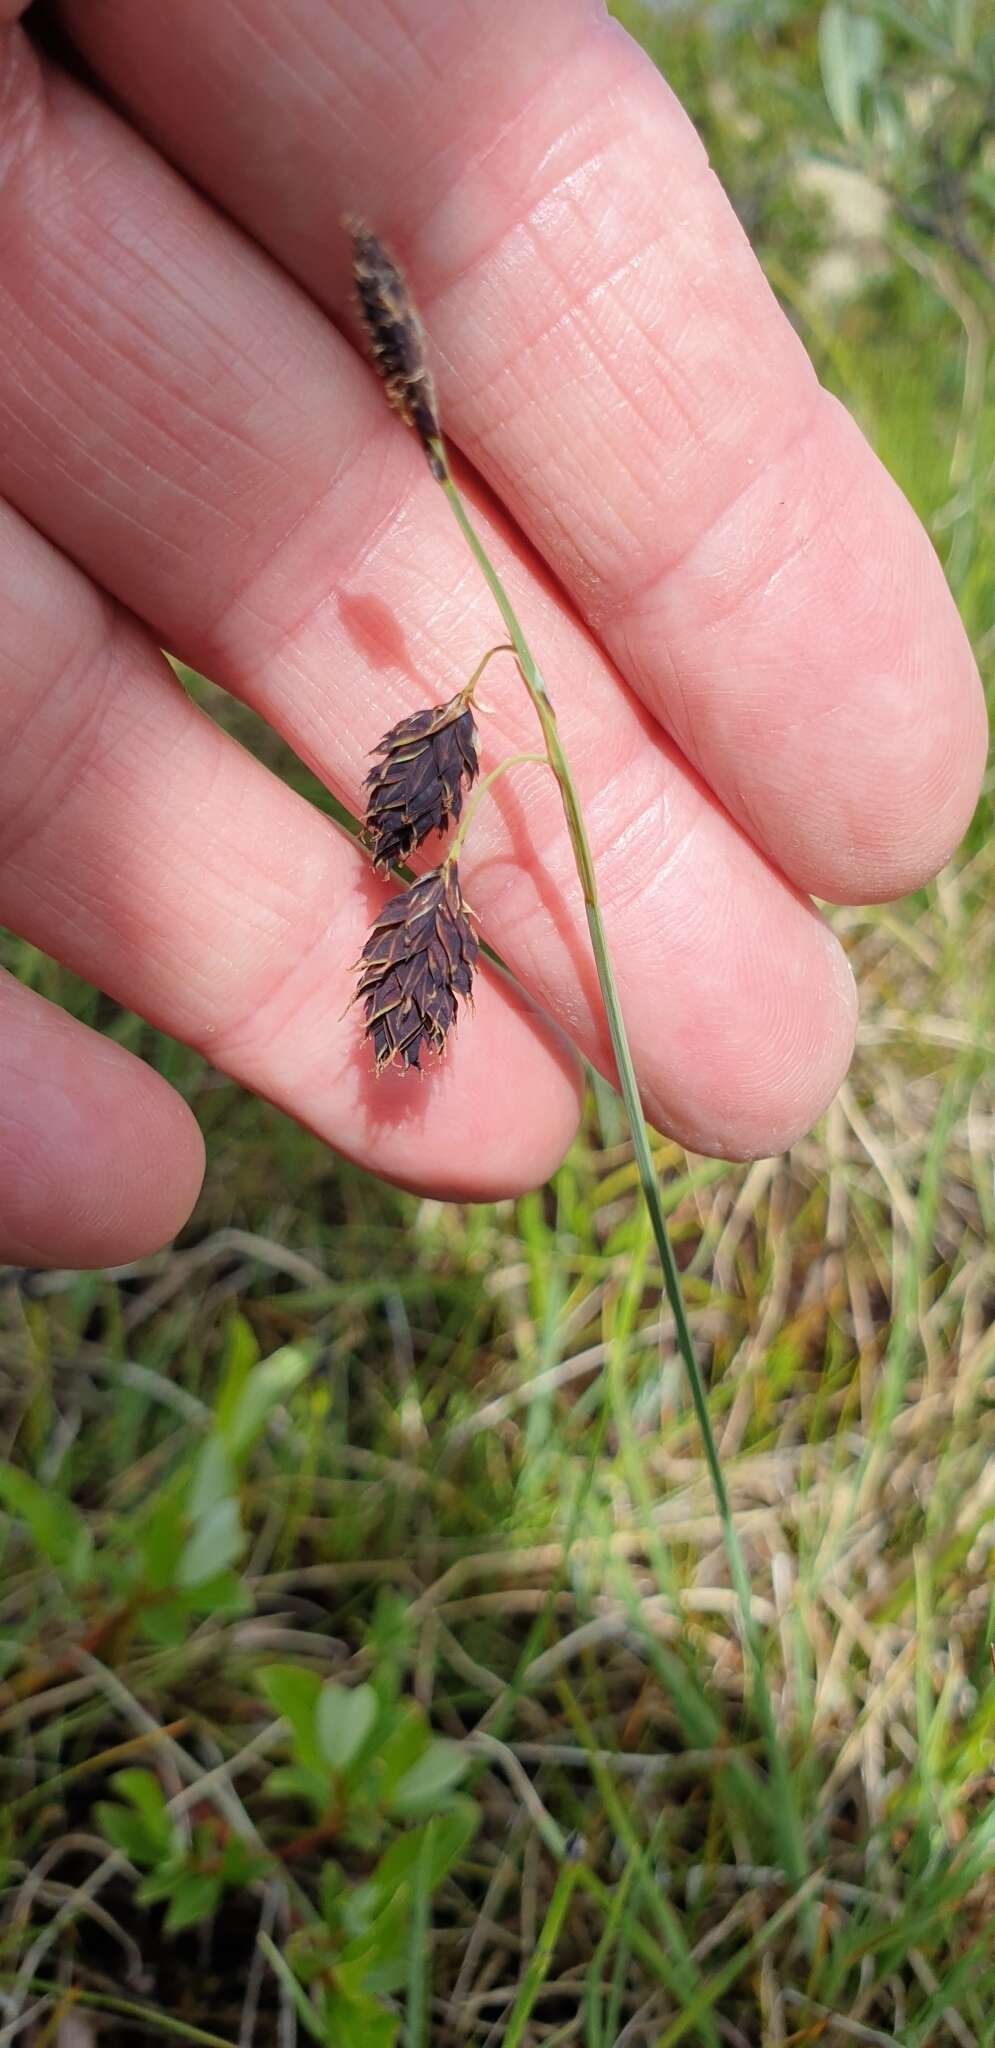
[
  {"left": 444, "top": 750, "right": 547, "bottom": 866},
  {"left": 0, "top": 1975, "right": 240, "bottom": 2048},
  {"left": 458, "top": 639, "right": 516, "bottom": 705},
  {"left": 434, "top": 441, "right": 807, "bottom": 1892},
  {"left": 501, "top": 1862, "right": 581, "bottom": 2048}
]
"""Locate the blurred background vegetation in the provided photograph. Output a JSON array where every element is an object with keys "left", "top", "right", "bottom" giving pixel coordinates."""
[{"left": 1, "top": 2, "right": 994, "bottom": 2042}]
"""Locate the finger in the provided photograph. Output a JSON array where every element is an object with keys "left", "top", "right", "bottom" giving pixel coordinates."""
[
  {"left": 0, "top": 36, "right": 855, "bottom": 1158},
  {"left": 0, "top": 497, "right": 582, "bottom": 1201},
  {"left": 0, "top": 968, "right": 205, "bottom": 1268},
  {"left": 56, "top": 0, "right": 986, "bottom": 903}
]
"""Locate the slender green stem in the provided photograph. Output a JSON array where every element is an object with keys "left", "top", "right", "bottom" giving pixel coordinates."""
[
  {"left": 458, "top": 639, "right": 517, "bottom": 705},
  {"left": 0, "top": 1974, "right": 240, "bottom": 2048},
  {"left": 433, "top": 440, "right": 807, "bottom": 1892},
  {"left": 405, "top": 1817, "right": 435, "bottom": 2048},
  {"left": 444, "top": 751, "right": 547, "bottom": 865},
  {"left": 502, "top": 1862, "right": 581, "bottom": 2048}
]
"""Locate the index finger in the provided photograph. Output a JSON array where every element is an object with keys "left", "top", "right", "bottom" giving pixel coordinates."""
[{"left": 59, "top": 0, "right": 987, "bottom": 902}]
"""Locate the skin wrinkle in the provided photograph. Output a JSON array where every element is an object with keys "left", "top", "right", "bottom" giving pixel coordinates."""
[
  {"left": 0, "top": 26, "right": 45, "bottom": 197},
  {"left": 199, "top": 902, "right": 344, "bottom": 1068},
  {"left": 289, "top": 14, "right": 379, "bottom": 155},
  {"left": 69, "top": 259, "right": 293, "bottom": 482},
  {"left": 460, "top": 723, "right": 817, "bottom": 1123},
  {"left": 581, "top": 390, "right": 826, "bottom": 638},
  {"left": 407, "top": 552, "right": 481, "bottom": 660},
  {"left": 595, "top": 813, "right": 694, "bottom": 978},
  {"left": 234, "top": 0, "right": 331, "bottom": 116},
  {"left": 421, "top": 72, "right": 595, "bottom": 296},
  {"left": 27, "top": 246, "right": 284, "bottom": 522},
  {"left": 204, "top": 419, "right": 416, "bottom": 709},
  {"left": 617, "top": 403, "right": 855, "bottom": 723},
  {"left": 0, "top": 296, "right": 210, "bottom": 569},
  {"left": 373, "top": 0, "right": 451, "bottom": 90},
  {"left": 0, "top": 648, "right": 122, "bottom": 875},
  {"left": 412, "top": 6, "right": 603, "bottom": 223},
  {"left": 676, "top": 408, "right": 873, "bottom": 639},
  {"left": 0, "top": 319, "right": 248, "bottom": 548},
  {"left": 658, "top": 644, "right": 700, "bottom": 773},
  {"left": 202, "top": 869, "right": 364, "bottom": 1071},
  {"left": 203, "top": 433, "right": 389, "bottom": 657},
  {"left": 422, "top": 83, "right": 635, "bottom": 316},
  {"left": 587, "top": 762, "right": 658, "bottom": 885},
  {"left": 465, "top": 302, "right": 687, "bottom": 586},
  {"left": 9, "top": 851, "right": 217, "bottom": 1014}
]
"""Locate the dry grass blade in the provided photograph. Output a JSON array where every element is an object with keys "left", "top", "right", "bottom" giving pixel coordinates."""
[
  {"left": 363, "top": 691, "right": 479, "bottom": 871},
  {"left": 355, "top": 862, "right": 477, "bottom": 1072}
]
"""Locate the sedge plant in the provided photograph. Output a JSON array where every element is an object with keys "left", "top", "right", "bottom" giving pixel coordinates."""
[{"left": 348, "top": 222, "right": 806, "bottom": 1891}]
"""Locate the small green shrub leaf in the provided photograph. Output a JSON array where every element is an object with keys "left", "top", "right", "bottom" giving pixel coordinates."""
[
  {"left": 177, "top": 1495, "right": 243, "bottom": 1587},
  {"left": 163, "top": 1872, "right": 223, "bottom": 1934},
  {"left": 258, "top": 1663, "right": 325, "bottom": 1774},
  {"left": 336, "top": 1894, "right": 410, "bottom": 1993},
  {"left": 137, "top": 1859, "right": 187, "bottom": 1906},
  {"left": 95, "top": 1804, "right": 165, "bottom": 1869},
  {"left": 187, "top": 1435, "right": 237, "bottom": 1523},
  {"left": 372, "top": 1799, "right": 479, "bottom": 1904},
  {"left": 137, "top": 1579, "right": 251, "bottom": 1650},
  {"left": 819, "top": 3, "right": 883, "bottom": 139},
  {"left": 388, "top": 1738, "right": 468, "bottom": 1816},
  {"left": 136, "top": 1477, "right": 188, "bottom": 1593},
  {"left": 0, "top": 1466, "right": 92, "bottom": 1581},
  {"left": 110, "top": 1770, "right": 170, "bottom": 1829},
  {"left": 316, "top": 1681, "right": 377, "bottom": 1773},
  {"left": 322, "top": 1988, "right": 399, "bottom": 2048},
  {"left": 376, "top": 1708, "right": 429, "bottom": 1801},
  {"left": 264, "top": 1763, "right": 330, "bottom": 1812},
  {"left": 179, "top": 1569, "right": 252, "bottom": 1619},
  {"left": 222, "top": 1343, "right": 316, "bottom": 1460}
]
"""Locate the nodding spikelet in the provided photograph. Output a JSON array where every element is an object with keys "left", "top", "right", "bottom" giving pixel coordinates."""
[
  {"left": 364, "top": 692, "right": 479, "bottom": 872},
  {"left": 355, "top": 863, "right": 477, "bottom": 1073},
  {"left": 349, "top": 221, "right": 445, "bottom": 479}
]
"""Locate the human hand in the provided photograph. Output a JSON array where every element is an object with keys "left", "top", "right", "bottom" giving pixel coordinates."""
[{"left": 0, "top": 0, "right": 985, "bottom": 1269}]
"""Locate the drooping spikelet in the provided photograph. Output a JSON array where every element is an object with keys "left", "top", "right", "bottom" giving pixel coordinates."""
[
  {"left": 363, "top": 692, "right": 479, "bottom": 872},
  {"left": 355, "top": 863, "right": 478, "bottom": 1073},
  {"left": 349, "top": 222, "right": 445, "bottom": 479}
]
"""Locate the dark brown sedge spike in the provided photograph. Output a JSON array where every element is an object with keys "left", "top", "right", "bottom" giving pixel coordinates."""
[
  {"left": 349, "top": 221, "right": 446, "bottom": 480},
  {"left": 363, "top": 691, "right": 479, "bottom": 872},
  {"left": 355, "top": 863, "right": 477, "bottom": 1073}
]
